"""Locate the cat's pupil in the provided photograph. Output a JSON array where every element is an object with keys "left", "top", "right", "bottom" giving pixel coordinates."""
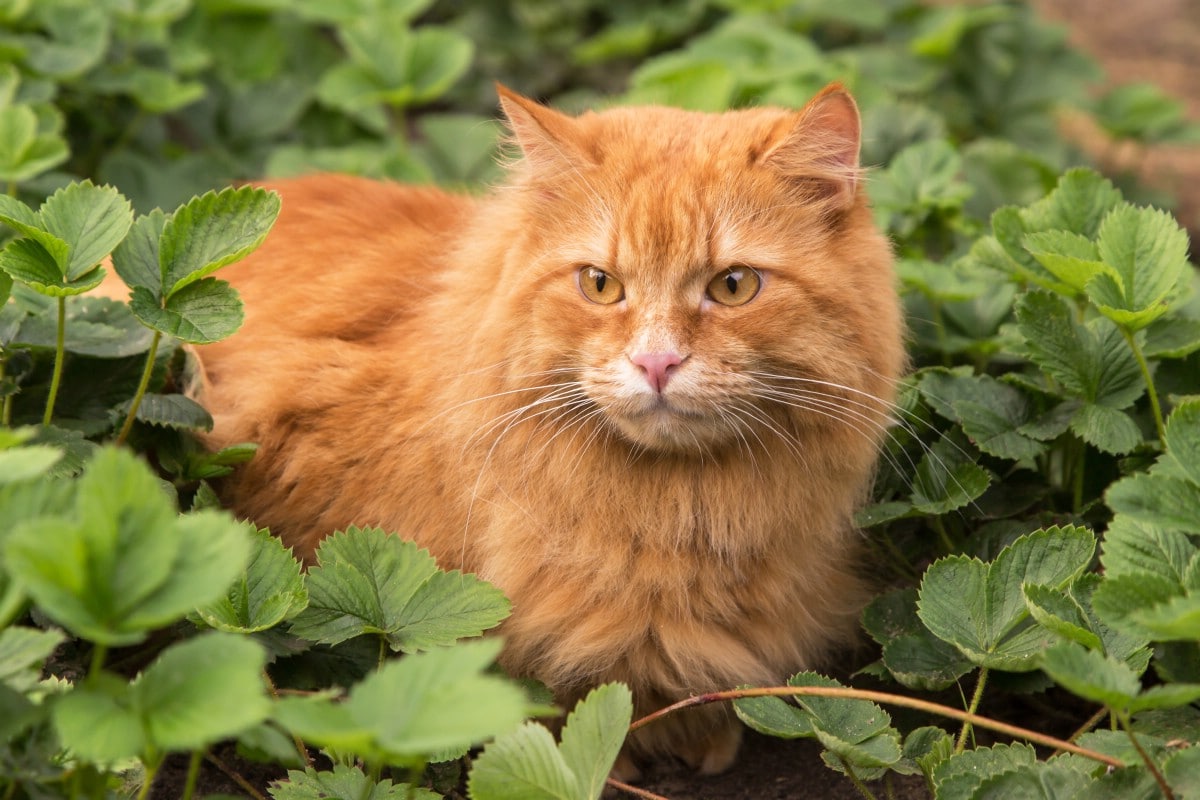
[
  {"left": 595, "top": 271, "right": 606, "bottom": 293},
  {"left": 726, "top": 272, "right": 740, "bottom": 295}
]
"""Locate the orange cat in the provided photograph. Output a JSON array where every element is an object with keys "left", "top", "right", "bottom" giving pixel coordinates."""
[{"left": 194, "top": 84, "right": 904, "bottom": 774}]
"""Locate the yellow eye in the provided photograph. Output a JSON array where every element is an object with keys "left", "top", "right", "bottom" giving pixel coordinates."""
[
  {"left": 706, "top": 266, "right": 761, "bottom": 307},
  {"left": 578, "top": 266, "right": 625, "bottom": 305}
]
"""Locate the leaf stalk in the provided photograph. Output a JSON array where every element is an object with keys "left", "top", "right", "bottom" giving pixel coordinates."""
[
  {"left": 1121, "top": 326, "right": 1166, "bottom": 444},
  {"left": 955, "top": 667, "right": 989, "bottom": 753},
  {"left": 42, "top": 295, "right": 66, "bottom": 425},
  {"left": 117, "top": 330, "right": 162, "bottom": 445}
]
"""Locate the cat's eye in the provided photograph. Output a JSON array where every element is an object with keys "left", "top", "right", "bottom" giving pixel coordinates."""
[
  {"left": 706, "top": 266, "right": 761, "bottom": 307},
  {"left": 578, "top": 266, "right": 625, "bottom": 305}
]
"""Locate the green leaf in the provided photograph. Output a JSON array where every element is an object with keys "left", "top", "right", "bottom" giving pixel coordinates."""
[
  {"left": 289, "top": 527, "right": 510, "bottom": 653},
  {"left": 1023, "top": 229, "right": 1110, "bottom": 295},
  {"left": 1166, "top": 401, "right": 1200, "bottom": 486},
  {"left": 1126, "top": 593, "right": 1200, "bottom": 642},
  {"left": 128, "top": 278, "right": 244, "bottom": 344},
  {"left": 1106, "top": 473, "right": 1200, "bottom": 534},
  {"left": 1143, "top": 317, "right": 1200, "bottom": 359},
  {"left": 1099, "top": 515, "right": 1193, "bottom": 583},
  {"left": 1164, "top": 747, "right": 1200, "bottom": 798},
  {"left": 1088, "top": 204, "right": 1192, "bottom": 330},
  {"left": 277, "top": 639, "right": 528, "bottom": 764},
  {"left": 1014, "top": 291, "right": 1144, "bottom": 408},
  {"left": 127, "top": 393, "right": 213, "bottom": 432},
  {"left": 1069, "top": 403, "right": 1142, "bottom": 455},
  {"left": 917, "top": 526, "right": 1095, "bottom": 669},
  {"left": 158, "top": 187, "right": 281, "bottom": 298},
  {"left": 3, "top": 447, "right": 250, "bottom": 645},
  {"left": 11, "top": 295, "right": 156, "bottom": 357},
  {"left": 910, "top": 434, "right": 991, "bottom": 515},
  {"left": 197, "top": 526, "right": 308, "bottom": 633},
  {"left": 0, "top": 444, "right": 62, "bottom": 484},
  {"left": 558, "top": 684, "right": 634, "bottom": 799},
  {"left": 133, "top": 632, "right": 270, "bottom": 751},
  {"left": 1039, "top": 642, "right": 1141, "bottom": 709},
  {"left": 1024, "top": 168, "right": 1125, "bottom": 241},
  {"left": 53, "top": 672, "right": 144, "bottom": 763},
  {"left": 918, "top": 371, "right": 1044, "bottom": 461},
  {"left": 1023, "top": 583, "right": 1102, "bottom": 650},
  {"left": 0, "top": 237, "right": 66, "bottom": 291},
  {"left": 38, "top": 182, "right": 134, "bottom": 280},
  {"left": 469, "top": 682, "right": 632, "bottom": 800},
  {"left": 270, "top": 765, "right": 439, "bottom": 800},
  {"left": 932, "top": 742, "right": 1037, "bottom": 800},
  {"left": 467, "top": 723, "right": 577, "bottom": 800},
  {"left": 0, "top": 626, "right": 64, "bottom": 692},
  {"left": 110, "top": 209, "right": 168, "bottom": 299}
]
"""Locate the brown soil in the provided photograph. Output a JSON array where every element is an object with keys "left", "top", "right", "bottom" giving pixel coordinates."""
[{"left": 149, "top": 3, "right": 1199, "bottom": 798}]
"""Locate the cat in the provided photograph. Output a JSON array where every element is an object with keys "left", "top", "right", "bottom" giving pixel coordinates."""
[{"left": 191, "top": 83, "right": 905, "bottom": 776}]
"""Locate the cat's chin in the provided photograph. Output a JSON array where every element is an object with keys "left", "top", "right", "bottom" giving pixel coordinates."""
[{"left": 605, "top": 404, "right": 736, "bottom": 454}]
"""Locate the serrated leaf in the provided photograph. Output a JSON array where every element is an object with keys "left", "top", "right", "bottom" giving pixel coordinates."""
[
  {"left": 38, "top": 182, "right": 133, "bottom": 280},
  {"left": 1100, "top": 516, "right": 1194, "bottom": 582},
  {"left": 1014, "top": 291, "right": 1144, "bottom": 408},
  {"left": 467, "top": 722, "right": 577, "bottom": 800},
  {"left": 918, "top": 371, "right": 1044, "bottom": 461},
  {"left": 289, "top": 527, "right": 509, "bottom": 652},
  {"left": 110, "top": 209, "right": 168, "bottom": 299},
  {"left": 0, "top": 626, "right": 65, "bottom": 692},
  {"left": 1024, "top": 168, "right": 1125, "bottom": 241},
  {"left": 127, "top": 393, "right": 213, "bottom": 432},
  {"left": 0, "top": 445, "right": 61, "bottom": 483},
  {"left": 10, "top": 295, "right": 155, "bottom": 357},
  {"left": 3, "top": 447, "right": 250, "bottom": 645},
  {"left": 1166, "top": 401, "right": 1200, "bottom": 486},
  {"left": 52, "top": 672, "right": 144, "bottom": 763},
  {"left": 1106, "top": 473, "right": 1200, "bottom": 533},
  {"left": 932, "top": 742, "right": 1037, "bottom": 800},
  {"left": 128, "top": 278, "right": 244, "bottom": 343},
  {"left": 917, "top": 527, "right": 1094, "bottom": 669},
  {"left": 1040, "top": 641, "right": 1141, "bottom": 708},
  {"left": 1164, "top": 747, "right": 1200, "bottom": 798},
  {"left": 558, "top": 684, "right": 633, "bottom": 799},
  {"left": 133, "top": 632, "right": 270, "bottom": 751},
  {"left": 158, "top": 187, "right": 280, "bottom": 298},
  {"left": 1023, "top": 583, "right": 1102, "bottom": 650},
  {"left": 1126, "top": 593, "right": 1200, "bottom": 642},
  {"left": 910, "top": 435, "right": 990, "bottom": 514},
  {"left": 1069, "top": 403, "right": 1142, "bottom": 455},
  {"left": 197, "top": 526, "right": 308, "bottom": 633},
  {"left": 1023, "top": 229, "right": 1110, "bottom": 295},
  {"left": 0, "top": 237, "right": 64, "bottom": 289},
  {"left": 968, "top": 759, "right": 1095, "bottom": 800},
  {"left": 1088, "top": 204, "right": 1192, "bottom": 331},
  {"left": 270, "top": 765, "right": 438, "bottom": 800},
  {"left": 278, "top": 640, "right": 528, "bottom": 764}
]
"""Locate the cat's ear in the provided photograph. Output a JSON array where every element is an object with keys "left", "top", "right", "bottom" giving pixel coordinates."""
[
  {"left": 496, "top": 83, "right": 594, "bottom": 173},
  {"left": 759, "top": 83, "right": 862, "bottom": 210}
]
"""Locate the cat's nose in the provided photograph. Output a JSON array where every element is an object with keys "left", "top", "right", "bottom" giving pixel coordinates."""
[{"left": 630, "top": 351, "right": 683, "bottom": 393}]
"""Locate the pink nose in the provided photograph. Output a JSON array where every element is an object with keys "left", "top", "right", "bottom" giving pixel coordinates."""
[{"left": 630, "top": 351, "right": 683, "bottom": 393}]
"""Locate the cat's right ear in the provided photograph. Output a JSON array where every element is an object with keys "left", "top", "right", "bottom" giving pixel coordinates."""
[{"left": 496, "top": 84, "right": 594, "bottom": 173}]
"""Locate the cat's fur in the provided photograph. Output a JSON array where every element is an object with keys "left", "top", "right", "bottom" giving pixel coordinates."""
[{"left": 193, "top": 84, "right": 904, "bottom": 773}]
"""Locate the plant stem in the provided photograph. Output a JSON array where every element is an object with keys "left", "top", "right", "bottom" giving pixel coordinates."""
[
  {"left": 606, "top": 778, "right": 672, "bottom": 800},
  {"left": 87, "top": 643, "right": 108, "bottom": 682},
  {"left": 263, "top": 670, "right": 313, "bottom": 767},
  {"left": 1120, "top": 714, "right": 1174, "bottom": 800},
  {"left": 42, "top": 295, "right": 66, "bottom": 426},
  {"left": 205, "top": 753, "right": 269, "bottom": 800},
  {"left": 1122, "top": 327, "right": 1166, "bottom": 444},
  {"left": 627, "top": 685, "right": 1124, "bottom": 769},
  {"left": 378, "top": 634, "right": 389, "bottom": 671},
  {"left": 1071, "top": 437, "right": 1085, "bottom": 514},
  {"left": 1065, "top": 706, "right": 1109, "bottom": 746},
  {"left": 135, "top": 759, "right": 159, "bottom": 800},
  {"left": 180, "top": 750, "right": 203, "bottom": 800},
  {"left": 840, "top": 757, "right": 878, "bottom": 800},
  {"left": 932, "top": 516, "right": 955, "bottom": 555},
  {"left": 955, "top": 667, "right": 989, "bottom": 753},
  {"left": 0, "top": 351, "right": 10, "bottom": 427},
  {"left": 116, "top": 330, "right": 161, "bottom": 445}
]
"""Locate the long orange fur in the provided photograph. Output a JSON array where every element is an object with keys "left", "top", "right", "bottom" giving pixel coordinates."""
[{"left": 190, "top": 84, "right": 905, "bottom": 774}]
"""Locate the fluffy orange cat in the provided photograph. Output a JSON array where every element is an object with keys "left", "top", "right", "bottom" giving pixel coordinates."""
[{"left": 194, "top": 84, "right": 904, "bottom": 774}]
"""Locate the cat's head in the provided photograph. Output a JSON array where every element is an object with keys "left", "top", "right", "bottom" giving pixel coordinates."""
[{"left": 484, "top": 84, "right": 904, "bottom": 458}]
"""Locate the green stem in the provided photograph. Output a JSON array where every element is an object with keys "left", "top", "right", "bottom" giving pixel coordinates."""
[
  {"left": 378, "top": 634, "right": 389, "bottom": 671},
  {"left": 1120, "top": 713, "right": 1174, "bottom": 800},
  {"left": 841, "top": 757, "right": 878, "bottom": 800},
  {"left": 1071, "top": 437, "right": 1085, "bottom": 514},
  {"left": 205, "top": 753, "right": 268, "bottom": 800},
  {"left": 180, "top": 750, "right": 203, "bottom": 800},
  {"left": 0, "top": 351, "right": 10, "bottom": 427},
  {"left": 87, "top": 644, "right": 108, "bottom": 682},
  {"left": 932, "top": 516, "right": 955, "bottom": 555},
  {"left": 3, "top": 777, "right": 16, "bottom": 800},
  {"left": 116, "top": 330, "right": 162, "bottom": 445},
  {"left": 1122, "top": 327, "right": 1166, "bottom": 445},
  {"left": 42, "top": 296, "right": 66, "bottom": 426},
  {"left": 263, "top": 669, "right": 313, "bottom": 767},
  {"left": 955, "top": 667, "right": 989, "bottom": 753},
  {"left": 135, "top": 757, "right": 160, "bottom": 800}
]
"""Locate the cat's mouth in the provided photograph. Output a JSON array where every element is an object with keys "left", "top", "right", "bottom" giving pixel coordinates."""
[{"left": 602, "top": 393, "right": 734, "bottom": 453}]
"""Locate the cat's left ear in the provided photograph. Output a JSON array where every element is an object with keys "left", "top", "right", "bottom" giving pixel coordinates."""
[
  {"left": 496, "top": 83, "right": 594, "bottom": 173},
  {"left": 759, "top": 83, "right": 862, "bottom": 210}
]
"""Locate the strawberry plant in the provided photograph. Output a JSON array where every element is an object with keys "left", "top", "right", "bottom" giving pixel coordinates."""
[{"left": 0, "top": 1, "right": 1199, "bottom": 799}]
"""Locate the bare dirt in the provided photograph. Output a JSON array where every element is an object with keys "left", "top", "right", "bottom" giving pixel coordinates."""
[{"left": 151, "top": 3, "right": 1200, "bottom": 798}]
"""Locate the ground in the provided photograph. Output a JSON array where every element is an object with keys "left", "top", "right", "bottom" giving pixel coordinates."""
[{"left": 154, "top": 2, "right": 1199, "bottom": 797}]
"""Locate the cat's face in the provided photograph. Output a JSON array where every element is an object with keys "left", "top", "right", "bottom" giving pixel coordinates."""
[{"left": 492, "top": 86, "right": 903, "bottom": 457}]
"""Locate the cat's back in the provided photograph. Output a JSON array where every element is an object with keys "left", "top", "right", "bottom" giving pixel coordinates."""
[{"left": 214, "top": 173, "right": 474, "bottom": 345}]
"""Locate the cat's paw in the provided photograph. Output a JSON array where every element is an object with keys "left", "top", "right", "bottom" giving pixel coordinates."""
[{"left": 679, "top": 722, "right": 743, "bottom": 775}]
